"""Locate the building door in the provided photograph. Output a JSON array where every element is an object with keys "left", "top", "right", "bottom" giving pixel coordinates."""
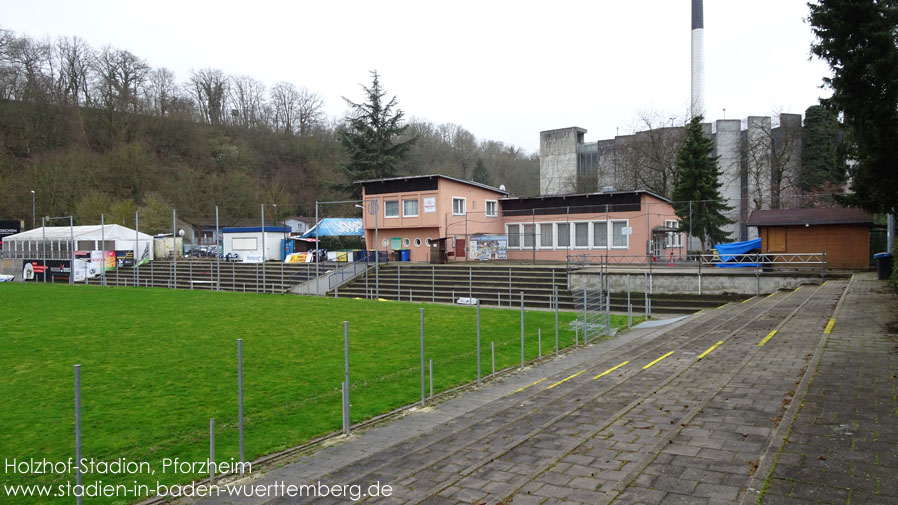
[
  {"left": 455, "top": 238, "right": 466, "bottom": 258},
  {"left": 767, "top": 227, "right": 787, "bottom": 253}
]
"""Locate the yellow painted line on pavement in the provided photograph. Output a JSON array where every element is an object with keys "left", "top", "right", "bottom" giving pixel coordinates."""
[
  {"left": 741, "top": 297, "right": 754, "bottom": 304},
  {"left": 697, "top": 341, "right": 724, "bottom": 359},
  {"left": 822, "top": 281, "right": 828, "bottom": 286},
  {"left": 642, "top": 351, "right": 675, "bottom": 370},
  {"left": 593, "top": 361, "right": 630, "bottom": 379},
  {"left": 717, "top": 304, "right": 728, "bottom": 309},
  {"left": 758, "top": 330, "right": 777, "bottom": 347},
  {"left": 766, "top": 291, "right": 777, "bottom": 298},
  {"left": 547, "top": 370, "right": 587, "bottom": 389},
  {"left": 794, "top": 286, "right": 802, "bottom": 292},
  {"left": 512, "top": 378, "right": 546, "bottom": 394},
  {"left": 824, "top": 319, "right": 836, "bottom": 334}
]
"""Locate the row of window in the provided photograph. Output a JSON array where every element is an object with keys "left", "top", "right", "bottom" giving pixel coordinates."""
[
  {"left": 506, "top": 221, "right": 630, "bottom": 250},
  {"left": 382, "top": 197, "right": 498, "bottom": 218}
]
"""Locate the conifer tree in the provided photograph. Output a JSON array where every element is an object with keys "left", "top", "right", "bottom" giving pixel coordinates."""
[
  {"left": 808, "top": 0, "right": 898, "bottom": 214},
  {"left": 671, "top": 116, "right": 733, "bottom": 251},
  {"left": 333, "top": 71, "right": 416, "bottom": 198},
  {"left": 472, "top": 158, "right": 491, "bottom": 185}
]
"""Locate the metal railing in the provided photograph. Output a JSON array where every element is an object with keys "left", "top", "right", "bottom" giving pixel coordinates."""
[{"left": 567, "top": 252, "right": 826, "bottom": 273}]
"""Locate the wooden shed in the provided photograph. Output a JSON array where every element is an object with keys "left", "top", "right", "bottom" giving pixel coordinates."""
[{"left": 747, "top": 207, "right": 874, "bottom": 269}]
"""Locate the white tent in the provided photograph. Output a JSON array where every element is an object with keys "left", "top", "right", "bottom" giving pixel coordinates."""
[{"left": 3, "top": 225, "right": 154, "bottom": 262}]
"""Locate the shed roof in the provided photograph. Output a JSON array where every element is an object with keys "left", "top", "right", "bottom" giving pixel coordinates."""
[{"left": 747, "top": 207, "right": 874, "bottom": 227}]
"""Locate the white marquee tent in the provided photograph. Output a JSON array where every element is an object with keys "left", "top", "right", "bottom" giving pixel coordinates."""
[{"left": 3, "top": 225, "right": 154, "bottom": 261}]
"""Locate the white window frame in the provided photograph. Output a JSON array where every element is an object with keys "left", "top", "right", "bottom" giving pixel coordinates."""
[
  {"left": 506, "top": 223, "right": 521, "bottom": 249},
  {"left": 402, "top": 198, "right": 419, "bottom": 217},
  {"left": 522, "top": 223, "right": 535, "bottom": 248},
  {"left": 384, "top": 200, "right": 399, "bottom": 218},
  {"left": 611, "top": 219, "right": 629, "bottom": 249},
  {"left": 538, "top": 222, "right": 554, "bottom": 249},
  {"left": 485, "top": 200, "right": 498, "bottom": 218},
  {"left": 556, "top": 222, "right": 571, "bottom": 248},
  {"left": 665, "top": 219, "right": 682, "bottom": 248},
  {"left": 452, "top": 197, "right": 466, "bottom": 216},
  {"left": 592, "top": 221, "right": 608, "bottom": 249},
  {"left": 573, "top": 221, "right": 590, "bottom": 249}
]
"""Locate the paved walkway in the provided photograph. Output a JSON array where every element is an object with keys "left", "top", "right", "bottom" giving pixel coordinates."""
[
  {"left": 186, "top": 274, "right": 897, "bottom": 505},
  {"left": 753, "top": 273, "right": 898, "bottom": 505}
]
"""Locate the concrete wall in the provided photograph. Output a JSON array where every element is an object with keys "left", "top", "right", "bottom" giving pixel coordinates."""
[
  {"left": 540, "top": 127, "right": 585, "bottom": 195},
  {"left": 569, "top": 269, "right": 821, "bottom": 296},
  {"left": 0, "top": 258, "right": 23, "bottom": 281}
]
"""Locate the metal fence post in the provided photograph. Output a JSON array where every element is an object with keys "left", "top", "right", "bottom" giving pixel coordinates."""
[
  {"left": 237, "top": 339, "right": 244, "bottom": 463},
  {"left": 538, "top": 328, "right": 542, "bottom": 358},
  {"left": 476, "top": 300, "right": 481, "bottom": 385},
  {"left": 343, "top": 321, "right": 350, "bottom": 435},
  {"left": 429, "top": 358, "right": 433, "bottom": 399},
  {"left": 74, "top": 364, "right": 82, "bottom": 505},
  {"left": 606, "top": 290, "right": 611, "bottom": 334},
  {"left": 468, "top": 266, "right": 472, "bottom": 298},
  {"left": 520, "top": 292, "right": 525, "bottom": 369},
  {"left": 491, "top": 341, "right": 495, "bottom": 376},
  {"left": 432, "top": 266, "right": 435, "bottom": 303},
  {"left": 209, "top": 418, "right": 215, "bottom": 482},
  {"left": 397, "top": 262, "right": 401, "bottom": 300},
  {"left": 420, "top": 308, "right": 425, "bottom": 407},
  {"left": 627, "top": 274, "right": 632, "bottom": 328},
  {"left": 644, "top": 273, "right": 649, "bottom": 320},
  {"left": 554, "top": 286, "right": 559, "bottom": 356}
]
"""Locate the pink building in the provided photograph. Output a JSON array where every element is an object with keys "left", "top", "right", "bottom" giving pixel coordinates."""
[
  {"left": 357, "top": 175, "right": 685, "bottom": 263},
  {"left": 358, "top": 175, "right": 507, "bottom": 262}
]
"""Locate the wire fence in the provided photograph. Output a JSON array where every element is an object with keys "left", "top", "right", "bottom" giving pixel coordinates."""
[{"left": 16, "top": 297, "right": 622, "bottom": 504}]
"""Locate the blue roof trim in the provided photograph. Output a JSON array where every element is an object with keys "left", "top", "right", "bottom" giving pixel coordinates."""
[{"left": 222, "top": 226, "right": 292, "bottom": 233}]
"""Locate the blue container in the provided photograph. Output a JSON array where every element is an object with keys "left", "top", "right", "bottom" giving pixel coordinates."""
[
  {"left": 874, "top": 252, "right": 892, "bottom": 280},
  {"left": 400, "top": 249, "right": 410, "bottom": 261}
]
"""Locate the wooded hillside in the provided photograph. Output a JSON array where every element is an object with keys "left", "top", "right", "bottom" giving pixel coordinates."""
[{"left": 0, "top": 29, "right": 538, "bottom": 232}]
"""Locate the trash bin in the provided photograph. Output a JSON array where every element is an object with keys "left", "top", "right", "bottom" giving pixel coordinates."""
[
  {"left": 874, "top": 252, "right": 892, "bottom": 280},
  {"left": 400, "top": 249, "right": 410, "bottom": 262},
  {"left": 390, "top": 250, "right": 401, "bottom": 262}
]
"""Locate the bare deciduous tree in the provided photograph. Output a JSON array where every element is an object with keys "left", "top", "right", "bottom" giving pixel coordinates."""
[
  {"left": 54, "top": 36, "right": 92, "bottom": 107},
  {"left": 228, "top": 74, "right": 266, "bottom": 128},
  {"left": 296, "top": 87, "right": 323, "bottom": 135},
  {"left": 145, "top": 67, "right": 177, "bottom": 117},
  {"left": 188, "top": 68, "right": 228, "bottom": 125}
]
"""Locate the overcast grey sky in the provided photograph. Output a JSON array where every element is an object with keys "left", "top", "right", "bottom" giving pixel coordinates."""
[{"left": 2, "top": 0, "right": 831, "bottom": 153}]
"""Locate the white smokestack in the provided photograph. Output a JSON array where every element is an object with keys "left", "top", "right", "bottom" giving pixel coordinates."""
[{"left": 691, "top": 0, "right": 704, "bottom": 118}]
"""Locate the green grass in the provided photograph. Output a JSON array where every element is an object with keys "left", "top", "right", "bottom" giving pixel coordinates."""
[{"left": 0, "top": 283, "right": 634, "bottom": 504}]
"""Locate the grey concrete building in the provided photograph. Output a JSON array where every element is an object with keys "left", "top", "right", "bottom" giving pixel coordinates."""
[{"left": 539, "top": 113, "right": 803, "bottom": 243}]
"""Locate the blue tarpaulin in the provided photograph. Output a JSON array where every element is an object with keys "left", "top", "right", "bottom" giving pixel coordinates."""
[
  {"left": 301, "top": 218, "right": 364, "bottom": 238},
  {"left": 714, "top": 237, "right": 762, "bottom": 267}
]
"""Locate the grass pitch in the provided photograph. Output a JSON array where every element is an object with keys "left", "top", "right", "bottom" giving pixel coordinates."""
[{"left": 0, "top": 283, "right": 634, "bottom": 503}]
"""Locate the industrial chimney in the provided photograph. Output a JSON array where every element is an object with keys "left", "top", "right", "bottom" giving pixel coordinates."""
[{"left": 691, "top": 0, "right": 704, "bottom": 117}]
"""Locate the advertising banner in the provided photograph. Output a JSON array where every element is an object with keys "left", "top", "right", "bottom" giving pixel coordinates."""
[
  {"left": 104, "top": 250, "right": 116, "bottom": 271},
  {"left": 470, "top": 235, "right": 507, "bottom": 261},
  {"left": 115, "top": 250, "right": 134, "bottom": 268},
  {"left": 0, "top": 220, "right": 21, "bottom": 247},
  {"left": 22, "top": 259, "right": 71, "bottom": 282},
  {"left": 135, "top": 242, "right": 151, "bottom": 266}
]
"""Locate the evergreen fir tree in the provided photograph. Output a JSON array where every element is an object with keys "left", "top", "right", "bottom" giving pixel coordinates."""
[
  {"left": 800, "top": 105, "right": 846, "bottom": 191},
  {"left": 333, "top": 71, "right": 416, "bottom": 199},
  {"left": 671, "top": 116, "right": 733, "bottom": 251},
  {"left": 472, "top": 158, "right": 491, "bottom": 185},
  {"left": 808, "top": 0, "right": 898, "bottom": 214}
]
